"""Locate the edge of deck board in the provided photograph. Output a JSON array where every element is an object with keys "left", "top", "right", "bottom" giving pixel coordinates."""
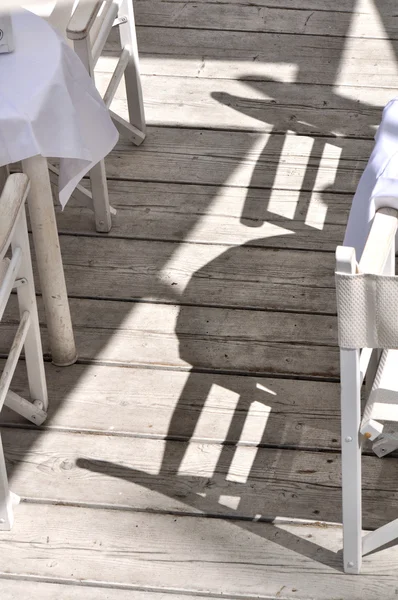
[{"left": 0, "top": 503, "right": 397, "bottom": 599}]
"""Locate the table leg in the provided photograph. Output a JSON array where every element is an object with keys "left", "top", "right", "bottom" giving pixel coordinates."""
[{"left": 22, "top": 155, "right": 77, "bottom": 367}]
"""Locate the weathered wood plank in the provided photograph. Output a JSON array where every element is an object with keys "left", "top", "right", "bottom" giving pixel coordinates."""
[
  {"left": 56, "top": 182, "right": 351, "bottom": 252},
  {"left": 97, "top": 70, "right": 388, "bottom": 136},
  {"left": 2, "top": 580, "right": 201, "bottom": 600},
  {"left": 0, "top": 503, "right": 398, "bottom": 598},
  {"left": 101, "top": 27, "right": 398, "bottom": 89},
  {"left": 161, "top": 0, "right": 394, "bottom": 10},
  {"left": 3, "top": 0, "right": 396, "bottom": 596},
  {"left": 2, "top": 297, "right": 338, "bottom": 377},
  {"left": 37, "top": 235, "right": 336, "bottom": 314},
  {"left": 106, "top": 128, "right": 370, "bottom": 195},
  {"left": 1, "top": 362, "right": 341, "bottom": 447},
  {"left": 134, "top": 0, "right": 398, "bottom": 38},
  {"left": 5, "top": 430, "right": 397, "bottom": 529}
]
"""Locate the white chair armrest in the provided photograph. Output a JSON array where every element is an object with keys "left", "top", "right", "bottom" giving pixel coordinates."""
[{"left": 66, "top": 0, "right": 103, "bottom": 39}]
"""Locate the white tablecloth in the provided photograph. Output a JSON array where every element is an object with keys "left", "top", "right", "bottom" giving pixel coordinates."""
[
  {"left": 344, "top": 98, "right": 398, "bottom": 259},
  {"left": 0, "top": 9, "right": 118, "bottom": 207}
]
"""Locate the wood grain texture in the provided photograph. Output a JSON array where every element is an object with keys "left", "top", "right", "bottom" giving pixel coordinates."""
[
  {"left": 133, "top": 0, "right": 398, "bottom": 38},
  {"left": 104, "top": 128, "right": 370, "bottom": 195},
  {"left": 1, "top": 362, "right": 341, "bottom": 448},
  {"left": 4, "top": 429, "right": 396, "bottom": 529},
  {"left": 1, "top": 503, "right": 398, "bottom": 598},
  {"left": 2, "top": 580, "right": 203, "bottom": 600},
  {"left": 56, "top": 181, "right": 351, "bottom": 252},
  {"left": 96, "top": 71, "right": 389, "bottom": 136},
  {"left": 2, "top": 296, "right": 338, "bottom": 377},
  {"left": 160, "top": 0, "right": 395, "bottom": 9},
  {"left": 105, "top": 27, "right": 398, "bottom": 88},
  {"left": 3, "top": 0, "right": 398, "bottom": 595},
  {"left": 32, "top": 235, "right": 337, "bottom": 314}
]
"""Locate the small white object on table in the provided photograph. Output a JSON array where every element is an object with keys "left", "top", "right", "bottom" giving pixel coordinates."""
[
  {"left": 0, "top": 9, "right": 118, "bottom": 366},
  {"left": 0, "top": 12, "right": 14, "bottom": 53}
]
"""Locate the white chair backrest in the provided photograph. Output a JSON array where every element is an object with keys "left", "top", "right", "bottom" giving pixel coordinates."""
[
  {"left": 27, "top": 1, "right": 118, "bottom": 54},
  {"left": 26, "top": 0, "right": 77, "bottom": 45},
  {"left": 336, "top": 207, "right": 398, "bottom": 350}
]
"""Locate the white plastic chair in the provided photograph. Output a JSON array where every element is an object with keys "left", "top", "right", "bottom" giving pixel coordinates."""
[
  {"left": 0, "top": 173, "right": 48, "bottom": 529},
  {"left": 335, "top": 206, "right": 398, "bottom": 573},
  {"left": 34, "top": 0, "right": 146, "bottom": 232}
]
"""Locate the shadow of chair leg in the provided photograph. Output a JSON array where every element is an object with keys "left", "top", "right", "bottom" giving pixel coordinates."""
[{"left": 159, "top": 371, "right": 213, "bottom": 476}]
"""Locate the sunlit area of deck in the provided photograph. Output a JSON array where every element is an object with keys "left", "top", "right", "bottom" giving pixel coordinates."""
[{"left": 2, "top": 0, "right": 398, "bottom": 597}]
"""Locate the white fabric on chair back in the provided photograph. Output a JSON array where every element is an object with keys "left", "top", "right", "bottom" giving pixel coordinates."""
[
  {"left": 336, "top": 272, "right": 398, "bottom": 349},
  {"left": 343, "top": 99, "right": 398, "bottom": 261}
]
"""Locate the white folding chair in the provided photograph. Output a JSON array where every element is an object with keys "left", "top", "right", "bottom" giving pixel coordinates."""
[
  {"left": 335, "top": 206, "right": 398, "bottom": 573},
  {"left": 33, "top": 0, "right": 146, "bottom": 232},
  {"left": 0, "top": 173, "right": 48, "bottom": 529},
  {"left": 68, "top": 0, "right": 146, "bottom": 142}
]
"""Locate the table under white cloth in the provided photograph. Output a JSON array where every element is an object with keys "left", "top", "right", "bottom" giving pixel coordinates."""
[
  {"left": 344, "top": 98, "right": 398, "bottom": 259},
  {"left": 0, "top": 8, "right": 118, "bottom": 365},
  {"left": 0, "top": 9, "right": 118, "bottom": 206}
]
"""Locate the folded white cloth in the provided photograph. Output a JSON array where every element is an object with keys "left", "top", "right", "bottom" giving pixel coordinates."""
[
  {"left": 0, "top": 9, "right": 118, "bottom": 206},
  {"left": 344, "top": 98, "right": 398, "bottom": 259}
]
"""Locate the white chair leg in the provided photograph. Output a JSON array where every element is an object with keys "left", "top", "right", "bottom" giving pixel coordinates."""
[
  {"left": 0, "top": 434, "right": 18, "bottom": 530},
  {"left": 0, "top": 174, "right": 46, "bottom": 530},
  {"left": 341, "top": 348, "right": 362, "bottom": 574},
  {"left": 118, "top": 0, "right": 146, "bottom": 141},
  {"left": 11, "top": 208, "right": 48, "bottom": 412},
  {"left": 89, "top": 160, "right": 112, "bottom": 233},
  {"left": 73, "top": 35, "right": 113, "bottom": 233}
]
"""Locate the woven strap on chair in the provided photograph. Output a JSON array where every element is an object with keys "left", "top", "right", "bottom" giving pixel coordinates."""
[{"left": 335, "top": 272, "right": 398, "bottom": 349}]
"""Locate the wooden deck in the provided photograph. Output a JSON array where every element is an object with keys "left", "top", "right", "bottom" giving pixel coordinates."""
[{"left": 3, "top": 0, "right": 398, "bottom": 597}]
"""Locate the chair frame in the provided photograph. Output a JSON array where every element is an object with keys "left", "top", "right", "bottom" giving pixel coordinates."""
[
  {"left": 0, "top": 173, "right": 48, "bottom": 529},
  {"left": 336, "top": 207, "right": 398, "bottom": 573},
  {"left": 47, "top": 0, "right": 146, "bottom": 233}
]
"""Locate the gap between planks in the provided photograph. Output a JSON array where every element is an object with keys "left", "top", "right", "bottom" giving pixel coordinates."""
[
  {"left": 1, "top": 579, "right": 236, "bottom": 600},
  {"left": 0, "top": 574, "right": 342, "bottom": 600},
  {"left": 52, "top": 179, "right": 351, "bottom": 253},
  {"left": 94, "top": 68, "right": 390, "bottom": 138},
  {"left": 133, "top": 0, "right": 398, "bottom": 40},
  {"left": 0, "top": 360, "right": 341, "bottom": 447},
  {"left": 1, "top": 503, "right": 398, "bottom": 598},
  {"left": 33, "top": 234, "right": 338, "bottom": 315},
  {"left": 1, "top": 295, "right": 340, "bottom": 378},
  {"left": 1, "top": 428, "right": 390, "bottom": 529}
]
